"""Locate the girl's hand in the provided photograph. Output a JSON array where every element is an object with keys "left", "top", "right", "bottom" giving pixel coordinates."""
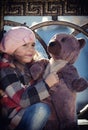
[{"left": 45, "top": 72, "right": 59, "bottom": 87}]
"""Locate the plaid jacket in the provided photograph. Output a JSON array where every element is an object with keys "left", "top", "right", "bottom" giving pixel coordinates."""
[{"left": 0, "top": 54, "right": 50, "bottom": 130}]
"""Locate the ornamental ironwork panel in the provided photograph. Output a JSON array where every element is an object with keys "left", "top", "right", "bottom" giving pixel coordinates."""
[
  {"left": 0, "top": 0, "right": 88, "bottom": 31},
  {"left": 0, "top": 0, "right": 88, "bottom": 16}
]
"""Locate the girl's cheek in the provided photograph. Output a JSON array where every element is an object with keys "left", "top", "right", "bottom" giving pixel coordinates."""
[{"left": 34, "top": 49, "right": 36, "bottom": 55}]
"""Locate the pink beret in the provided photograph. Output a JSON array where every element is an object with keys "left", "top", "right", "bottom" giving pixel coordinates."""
[{"left": 0, "top": 26, "right": 35, "bottom": 54}]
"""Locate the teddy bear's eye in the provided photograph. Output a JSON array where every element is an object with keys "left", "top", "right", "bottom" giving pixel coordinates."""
[{"left": 61, "top": 37, "right": 67, "bottom": 42}]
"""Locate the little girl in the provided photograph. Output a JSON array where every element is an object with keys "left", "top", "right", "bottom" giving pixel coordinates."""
[{"left": 0, "top": 26, "right": 59, "bottom": 130}]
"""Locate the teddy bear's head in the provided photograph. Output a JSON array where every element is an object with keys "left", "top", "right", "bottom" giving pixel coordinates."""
[{"left": 47, "top": 33, "right": 85, "bottom": 64}]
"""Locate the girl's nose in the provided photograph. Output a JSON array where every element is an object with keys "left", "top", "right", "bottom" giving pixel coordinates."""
[{"left": 27, "top": 45, "right": 35, "bottom": 52}]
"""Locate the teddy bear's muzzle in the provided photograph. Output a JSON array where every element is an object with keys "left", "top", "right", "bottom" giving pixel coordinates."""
[
  {"left": 48, "top": 41, "right": 61, "bottom": 56},
  {"left": 48, "top": 42, "right": 56, "bottom": 47}
]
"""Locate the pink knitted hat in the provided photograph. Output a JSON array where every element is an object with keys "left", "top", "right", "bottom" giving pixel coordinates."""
[{"left": 0, "top": 26, "right": 35, "bottom": 54}]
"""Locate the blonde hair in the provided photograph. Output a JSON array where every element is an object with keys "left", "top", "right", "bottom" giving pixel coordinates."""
[{"left": 33, "top": 50, "right": 43, "bottom": 61}]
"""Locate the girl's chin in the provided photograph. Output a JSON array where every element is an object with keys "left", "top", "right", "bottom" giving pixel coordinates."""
[{"left": 23, "top": 59, "right": 32, "bottom": 63}]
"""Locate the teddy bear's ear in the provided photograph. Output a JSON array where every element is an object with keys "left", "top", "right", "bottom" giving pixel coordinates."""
[{"left": 78, "top": 38, "right": 86, "bottom": 49}]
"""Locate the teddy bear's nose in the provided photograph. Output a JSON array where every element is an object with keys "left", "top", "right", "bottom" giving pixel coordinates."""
[{"left": 48, "top": 42, "right": 55, "bottom": 47}]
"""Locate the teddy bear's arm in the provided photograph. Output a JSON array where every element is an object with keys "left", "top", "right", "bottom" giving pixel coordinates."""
[
  {"left": 72, "top": 78, "right": 88, "bottom": 92},
  {"left": 68, "top": 65, "right": 88, "bottom": 92},
  {"left": 30, "top": 59, "right": 49, "bottom": 80},
  {"left": 61, "top": 64, "right": 88, "bottom": 92}
]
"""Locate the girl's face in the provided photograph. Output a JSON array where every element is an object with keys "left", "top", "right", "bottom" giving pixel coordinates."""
[{"left": 14, "top": 42, "right": 35, "bottom": 64}]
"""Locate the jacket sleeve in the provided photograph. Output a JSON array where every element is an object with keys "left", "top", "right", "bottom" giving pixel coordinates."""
[{"left": 0, "top": 67, "right": 50, "bottom": 108}]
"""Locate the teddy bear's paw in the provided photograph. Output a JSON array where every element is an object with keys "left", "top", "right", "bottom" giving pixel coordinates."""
[{"left": 72, "top": 78, "right": 88, "bottom": 92}]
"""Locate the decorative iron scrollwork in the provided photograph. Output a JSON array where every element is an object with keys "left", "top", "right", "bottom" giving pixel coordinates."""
[{"left": 0, "top": 0, "right": 87, "bottom": 16}]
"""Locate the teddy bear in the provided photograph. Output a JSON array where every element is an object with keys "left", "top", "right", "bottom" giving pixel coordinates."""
[{"left": 29, "top": 33, "right": 88, "bottom": 130}]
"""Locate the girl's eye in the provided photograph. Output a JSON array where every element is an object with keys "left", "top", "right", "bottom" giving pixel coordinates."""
[
  {"left": 32, "top": 43, "right": 35, "bottom": 47},
  {"left": 22, "top": 43, "right": 35, "bottom": 47},
  {"left": 23, "top": 44, "right": 28, "bottom": 46}
]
